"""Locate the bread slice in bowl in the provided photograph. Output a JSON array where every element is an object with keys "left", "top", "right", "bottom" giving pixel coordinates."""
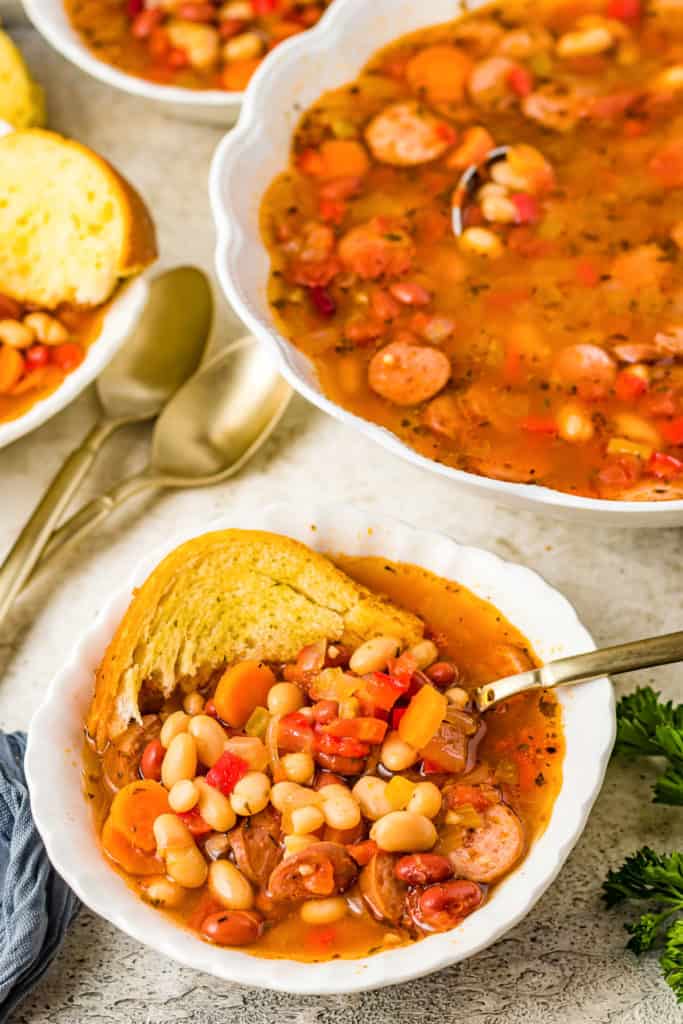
[
  {"left": 88, "top": 530, "right": 424, "bottom": 750},
  {"left": 0, "top": 129, "right": 157, "bottom": 309},
  {"left": 0, "top": 27, "right": 45, "bottom": 130}
]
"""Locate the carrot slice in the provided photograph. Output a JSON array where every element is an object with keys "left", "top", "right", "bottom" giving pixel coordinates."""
[
  {"left": 399, "top": 684, "right": 447, "bottom": 750},
  {"left": 319, "top": 139, "right": 369, "bottom": 180},
  {"left": 109, "top": 779, "right": 169, "bottom": 852},
  {"left": 221, "top": 57, "right": 262, "bottom": 91},
  {"left": 101, "top": 816, "right": 163, "bottom": 875},
  {"left": 213, "top": 660, "right": 276, "bottom": 728},
  {"left": 405, "top": 45, "right": 472, "bottom": 104}
]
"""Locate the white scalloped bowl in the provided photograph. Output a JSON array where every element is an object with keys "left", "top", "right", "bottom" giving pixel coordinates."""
[
  {"left": 209, "top": 0, "right": 683, "bottom": 527},
  {"left": 23, "top": 0, "right": 240, "bottom": 123},
  {"left": 26, "top": 502, "right": 614, "bottom": 994},
  {"left": 0, "top": 275, "right": 149, "bottom": 450}
]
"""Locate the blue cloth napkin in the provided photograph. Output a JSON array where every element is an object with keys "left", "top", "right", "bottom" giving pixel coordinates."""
[{"left": 0, "top": 731, "right": 80, "bottom": 1023}]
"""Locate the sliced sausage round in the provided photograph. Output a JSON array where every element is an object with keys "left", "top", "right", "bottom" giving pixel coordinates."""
[
  {"left": 448, "top": 802, "right": 524, "bottom": 884},
  {"left": 365, "top": 101, "right": 455, "bottom": 166},
  {"left": 359, "top": 851, "right": 407, "bottom": 924},
  {"left": 267, "top": 842, "right": 357, "bottom": 902},
  {"left": 230, "top": 806, "right": 283, "bottom": 888},
  {"left": 423, "top": 393, "right": 463, "bottom": 440},
  {"left": 369, "top": 340, "right": 451, "bottom": 406},
  {"left": 408, "top": 879, "right": 484, "bottom": 933}
]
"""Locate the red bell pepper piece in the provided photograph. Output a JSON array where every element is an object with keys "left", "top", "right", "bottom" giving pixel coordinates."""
[
  {"left": 322, "top": 717, "right": 388, "bottom": 744},
  {"left": 647, "top": 451, "right": 683, "bottom": 479},
  {"left": 358, "top": 672, "right": 411, "bottom": 712},
  {"left": 178, "top": 808, "right": 213, "bottom": 837},
  {"left": 615, "top": 369, "right": 648, "bottom": 402},
  {"left": 205, "top": 750, "right": 249, "bottom": 795},
  {"left": 278, "top": 712, "right": 315, "bottom": 753}
]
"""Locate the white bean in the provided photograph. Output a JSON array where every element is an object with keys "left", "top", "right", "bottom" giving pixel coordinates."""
[
  {"left": 408, "top": 639, "right": 440, "bottom": 670},
  {"left": 188, "top": 714, "right": 226, "bottom": 767},
  {"left": 459, "top": 227, "right": 503, "bottom": 259},
  {"left": 161, "top": 733, "right": 197, "bottom": 789},
  {"left": 267, "top": 682, "right": 305, "bottom": 716},
  {"left": 224, "top": 736, "right": 269, "bottom": 772},
  {"left": 22, "top": 312, "right": 68, "bottom": 345},
  {"left": 168, "top": 779, "right": 198, "bottom": 814},
  {"left": 281, "top": 751, "right": 315, "bottom": 784},
  {"left": 139, "top": 876, "right": 186, "bottom": 909},
  {"left": 209, "top": 860, "right": 254, "bottom": 910},
  {"left": 380, "top": 732, "right": 418, "bottom": 772},
  {"left": 0, "top": 319, "right": 33, "bottom": 348},
  {"left": 352, "top": 776, "right": 392, "bottom": 821},
  {"left": 300, "top": 897, "right": 348, "bottom": 925},
  {"left": 349, "top": 635, "right": 402, "bottom": 675},
  {"left": 406, "top": 782, "right": 442, "bottom": 819},
  {"left": 166, "top": 845, "right": 208, "bottom": 888},
  {"left": 370, "top": 811, "right": 437, "bottom": 853},
  {"left": 230, "top": 771, "right": 271, "bottom": 817},
  {"left": 153, "top": 813, "right": 193, "bottom": 853},
  {"left": 195, "top": 778, "right": 236, "bottom": 832},
  {"left": 183, "top": 691, "right": 204, "bottom": 716},
  {"left": 291, "top": 805, "right": 326, "bottom": 835},
  {"left": 160, "top": 710, "right": 190, "bottom": 748}
]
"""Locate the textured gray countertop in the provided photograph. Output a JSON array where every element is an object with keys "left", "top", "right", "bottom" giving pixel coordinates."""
[{"left": 1, "top": 14, "right": 682, "bottom": 1024}]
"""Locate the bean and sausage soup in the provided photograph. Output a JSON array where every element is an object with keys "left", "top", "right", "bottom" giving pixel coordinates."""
[
  {"left": 261, "top": 0, "right": 683, "bottom": 500},
  {"left": 66, "top": 0, "right": 333, "bottom": 92},
  {"left": 0, "top": 294, "right": 100, "bottom": 425},
  {"left": 85, "top": 558, "right": 563, "bottom": 959}
]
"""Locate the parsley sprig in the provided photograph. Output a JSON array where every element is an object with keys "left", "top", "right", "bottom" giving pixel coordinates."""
[
  {"left": 614, "top": 687, "right": 683, "bottom": 805},
  {"left": 603, "top": 687, "right": 683, "bottom": 1003}
]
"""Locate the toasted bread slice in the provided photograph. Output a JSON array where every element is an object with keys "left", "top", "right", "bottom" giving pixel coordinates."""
[
  {"left": 0, "top": 28, "right": 45, "bottom": 130},
  {"left": 88, "top": 530, "right": 424, "bottom": 750},
  {"left": 0, "top": 129, "right": 157, "bottom": 308}
]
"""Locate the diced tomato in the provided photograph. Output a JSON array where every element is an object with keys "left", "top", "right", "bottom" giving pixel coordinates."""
[
  {"left": 298, "top": 148, "right": 326, "bottom": 176},
  {"left": 520, "top": 415, "right": 557, "bottom": 435},
  {"left": 178, "top": 807, "right": 213, "bottom": 837},
  {"left": 51, "top": 343, "right": 84, "bottom": 371},
  {"left": 322, "top": 717, "right": 388, "bottom": 744},
  {"left": 25, "top": 344, "right": 50, "bottom": 369},
  {"left": 647, "top": 451, "right": 683, "bottom": 479},
  {"left": 358, "top": 671, "right": 411, "bottom": 712},
  {"left": 511, "top": 193, "right": 540, "bottom": 224},
  {"left": 421, "top": 759, "right": 444, "bottom": 775},
  {"left": 391, "top": 705, "right": 408, "bottom": 730},
  {"left": 252, "top": 0, "right": 277, "bottom": 13},
  {"left": 319, "top": 198, "right": 346, "bottom": 225},
  {"left": 347, "top": 840, "right": 378, "bottom": 866},
  {"left": 606, "top": 0, "right": 640, "bottom": 20},
  {"left": 660, "top": 417, "right": 683, "bottom": 445},
  {"left": 448, "top": 784, "right": 495, "bottom": 812},
  {"left": 615, "top": 369, "right": 648, "bottom": 402},
  {"left": 507, "top": 65, "right": 533, "bottom": 97},
  {"left": 575, "top": 260, "right": 600, "bottom": 287},
  {"left": 278, "top": 712, "right": 315, "bottom": 753},
  {"left": 386, "top": 651, "right": 418, "bottom": 687},
  {"left": 314, "top": 732, "right": 370, "bottom": 759},
  {"left": 205, "top": 750, "right": 249, "bottom": 795},
  {"left": 309, "top": 285, "right": 336, "bottom": 318}
]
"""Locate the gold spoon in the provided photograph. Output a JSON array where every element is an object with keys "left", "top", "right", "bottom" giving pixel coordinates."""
[
  {"left": 32, "top": 336, "right": 292, "bottom": 572},
  {"left": 0, "top": 266, "right": 212, "bottom": 626},
  {"left": 474, "top": 630, "right": 683, "bottom": 711}
]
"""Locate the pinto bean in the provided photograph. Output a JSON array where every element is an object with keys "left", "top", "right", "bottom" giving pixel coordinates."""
[
  {"left": 359, "top": 851, "right": 406, "bottom": 924},
  {"left": 394, "top": 853, "right": 453, "bottom": 886},
  {"left": 200, "top": 909, "right": 263, "bottom": 946},
  {"left": 267, "top": 842, "right": 357, "bottom": 901},
  {"left": 448, "top": 803, "right": 524, "bottom": 883},
  {"left": 409, "top": 879, "right": 484, "bottom": 933},
  {"left": 369, "top": 340, "right": 451, "bottom": 406}
]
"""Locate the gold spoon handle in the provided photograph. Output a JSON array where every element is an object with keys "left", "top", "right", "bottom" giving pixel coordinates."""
[
  {"left": 474, "top": 630, "right": 683, "bottom": 710},
  {"left": 34, "top": 471, "right": 161, "bottom": 572},
  {"left": 0, "top": 417, "right": 124, "bottom": 626}
]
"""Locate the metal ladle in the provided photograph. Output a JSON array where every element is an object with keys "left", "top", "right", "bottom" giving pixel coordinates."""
[
  {"left": 32, "top": 336, "right": 292, "bottom": 573},
  {"left": 0, "top": 267, "right": 212, "bottom": 626},
  {"left": 474, "top": 630, "right": 683, "bottom": 711},
  {"left": 452, "top": 146, "right": 511, "bottom": 236}
]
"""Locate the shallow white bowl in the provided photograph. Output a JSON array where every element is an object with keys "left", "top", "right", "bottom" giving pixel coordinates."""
[
  {"left": 23, "top": 0, "right": 240, "bottom": 123},
  {"left": 0, "top": 275, "right": 148, "bottom": 450},
  {"left": 209, "top": 0, "right": 683, "bottom": 527},
  {"left": 26, "top": 502, "right": 614, "bottom": 994}
]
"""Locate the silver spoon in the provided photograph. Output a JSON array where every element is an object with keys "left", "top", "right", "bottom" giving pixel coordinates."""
[
  {"left": 474, "top": 630, "right": 683, "bottom": 711},
  {"left": 0, "top": 266, "right": 212, "bottom": 626},
  {"left": 32, "top": 336, "right": 292, "bottom": 572},
  {"left": 452, "top": 145, "right": 510, "bottom": 236}
]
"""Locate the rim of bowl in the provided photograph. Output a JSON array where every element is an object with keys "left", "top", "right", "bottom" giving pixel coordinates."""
[
  {"left": 208, "top": 0, "right": 683, "bottom": 519},
  {"left": 23, "top": 0, "right": 239, "bottom": 105},
  {"left": 25, "top": 501, "right": 615, "bottom": 994},
  {"left": 0, "top": 274, "right": 149, "bottom": 449}
]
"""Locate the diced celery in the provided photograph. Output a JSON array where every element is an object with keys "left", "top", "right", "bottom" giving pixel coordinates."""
[{"left": 245, "top": 706, "right": 270, "bottom": 738}]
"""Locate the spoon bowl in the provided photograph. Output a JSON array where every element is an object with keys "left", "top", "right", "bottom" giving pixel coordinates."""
[{"left": 38, "top": 337, "right": 293, "bottom": 567}]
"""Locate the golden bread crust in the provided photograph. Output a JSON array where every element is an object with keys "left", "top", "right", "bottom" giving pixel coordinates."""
[{"left": 88, "top": 530, "right": 424, "bottom": 750}]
